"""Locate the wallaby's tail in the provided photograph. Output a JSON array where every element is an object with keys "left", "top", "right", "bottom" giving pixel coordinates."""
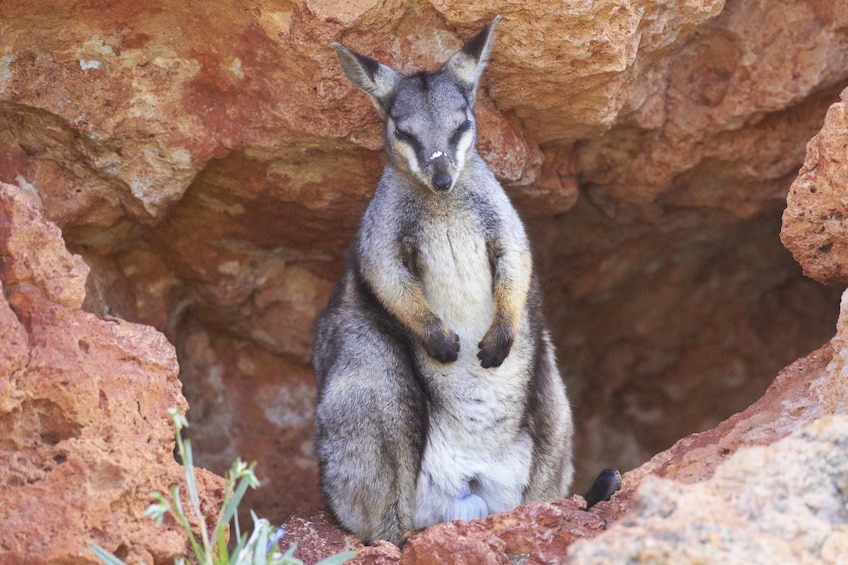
[{"left": 583, "top": 468, "right": 623, "bottom": 509}]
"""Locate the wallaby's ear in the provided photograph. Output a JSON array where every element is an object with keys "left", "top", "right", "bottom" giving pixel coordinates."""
[
  {"left": 444, "top": 16, "right": 500, "bottom": 96},
  {"left": 333, "top": 43, "right": 401, "bottom": 119}
]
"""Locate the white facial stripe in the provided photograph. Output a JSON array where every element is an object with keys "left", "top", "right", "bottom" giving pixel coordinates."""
[
  {"left": 454, "top": 128, "right": 473, "bottom": 172},
  {"left": 398, "top": 143, "right": 420, "bottom": 172},
  {"left": 430, "top": 151, "right": 445, "bottom": 161},
  {"left": 394, "top": 139, "right": 429, "bottom": 184}
]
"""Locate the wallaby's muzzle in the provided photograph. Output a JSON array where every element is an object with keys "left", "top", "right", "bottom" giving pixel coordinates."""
[{"left": 427, "top": 153, "right": 455, "bottom": 193}]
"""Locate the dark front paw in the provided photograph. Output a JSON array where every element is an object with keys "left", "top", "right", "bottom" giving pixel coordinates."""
[
  {"left": 477, "top": 320, "right": 514, "bottom": 369},
  {"left": 424, "top": 320, "right": 460, "bottom": 363}
]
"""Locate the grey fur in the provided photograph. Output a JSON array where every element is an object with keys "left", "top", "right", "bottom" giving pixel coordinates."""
[{"left": 314, "top": 18, "right": 574, "bottom": 545}]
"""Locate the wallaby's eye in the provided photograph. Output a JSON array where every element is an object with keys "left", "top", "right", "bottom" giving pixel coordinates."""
[
  {"left": 450, "top": 120, "right": 472, "bottom": 145},
  {"left": 394, "top": 128, "right": 413, "bottom": 141},
  {"left": 393, "top": 127, "right": 421, "bottom": 151}
]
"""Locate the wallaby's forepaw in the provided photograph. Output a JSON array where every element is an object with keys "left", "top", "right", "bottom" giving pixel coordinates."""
[
  {"left": 477, "top": 319, "right": 514, "bottom": 368},
  {"left": 425, "top": 320, "right": 460, "bottom": 363}
]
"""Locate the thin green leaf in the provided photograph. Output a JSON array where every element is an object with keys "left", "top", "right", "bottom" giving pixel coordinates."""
[
  {"left": 170, "top": 485, "right": 188, "bottom": 528},
  {"left": 254, "top": 530, "right": 270, "bottom": 564},
  {"left": 232, "top": 499, "right": 242, "bottom": 545},
  {"left": 136, "top": 407, "right": 359, "bottom": 565},
  {"left": 89, "top": 544, "right": 129, "bottom": 565},
  {"left": 144, "top": 499, "right": 170, "bottom": 526},
  {"left": 314, "top": 551, "right": 358, "bottom": 565},
  {"left": 170, "top": 485, "right": 204, "bottom": 561},
  {"left": 217, "top": 474, "right": 252, "bottom": 533},
  {"left": 211, "top": 477, "right": 236, "bottom": 540},
  {"left": 217, "top": 523, "right": 235, "bottom": 564},
  {"left": 177, "top": 436, "right": 211, "bottom": 559},
  {"left": 182, "top": 437, "right": 203, "bottom": 520},
  {"left": 228, "top": 529, "right": 249, "bottom": 565}
]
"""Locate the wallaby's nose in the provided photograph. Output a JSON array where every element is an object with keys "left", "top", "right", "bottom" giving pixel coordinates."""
[
  {"left": 432, "top": 173, "right": 452, "bottom": 191},
  {"left": 428, "top": 152, "right": 454, "bottom": 192}
]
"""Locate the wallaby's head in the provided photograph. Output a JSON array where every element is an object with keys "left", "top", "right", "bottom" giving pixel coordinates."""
[{"left": 333, "top": 17, "right": 500, "bottom": 194}]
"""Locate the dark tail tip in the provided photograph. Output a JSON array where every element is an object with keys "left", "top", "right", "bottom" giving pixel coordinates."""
[{"left": 583, "top": 468, "right": 623, "bottom": 509}]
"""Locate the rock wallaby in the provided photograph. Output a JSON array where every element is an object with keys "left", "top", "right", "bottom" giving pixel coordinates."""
[{"left": 314, "top": 18, "right": 617, "bottom": 545}]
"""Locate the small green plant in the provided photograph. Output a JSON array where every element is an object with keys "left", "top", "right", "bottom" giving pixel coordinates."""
[{"left": 91, "top": 407, "right": 354, "bottom": 565}]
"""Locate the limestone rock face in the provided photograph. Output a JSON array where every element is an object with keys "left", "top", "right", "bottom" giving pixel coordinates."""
[
  {"left": 782, "top": 86, "right": 848, "bottom": 284},
  {"left": 568, "top": 415, "right": 848, "bottom": 564},
  {"left": 279, "top": 498, "right": 617, "bottom": 565},
  {"left": 0, "top": 183, "right": 223, "bottom": 564},
  {"left": 1, "top": 0, "right": 846, "bottom": 540}
]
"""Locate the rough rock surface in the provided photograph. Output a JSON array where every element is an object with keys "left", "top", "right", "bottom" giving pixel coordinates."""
[
  {"left": 1, "top": 0, "right": 847, "bottom": 532},
  {"left": 0, "top": 182, "right": 224, "bottom": 564},
  {"left": 782, "top": 85, "right": 848, "bottom": 285},
  {"left": 568, "top": 415, "right": 848, "bottom": 564},
  {"left": 280, "top": 497, "right": 618, "bottom": 565}
]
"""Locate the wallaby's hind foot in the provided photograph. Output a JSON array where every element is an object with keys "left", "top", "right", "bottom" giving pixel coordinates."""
[
  {"left": 583, "top": 468, "right": 623, "bottom": 509},
  {"left": 448, "top": 492, "right": 489, "bottom": 522}
]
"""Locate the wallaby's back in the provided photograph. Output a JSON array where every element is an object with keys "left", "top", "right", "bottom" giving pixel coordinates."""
[{"left": 314, "top": 18, "right": 574, "bottom": 545}]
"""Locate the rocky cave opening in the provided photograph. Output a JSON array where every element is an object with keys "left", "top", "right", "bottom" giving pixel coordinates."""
[{"left": 3, "top": 2, "right": 848, "bottom": 559}]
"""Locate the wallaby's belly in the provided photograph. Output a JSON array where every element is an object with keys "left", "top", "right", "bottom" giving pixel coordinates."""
[{"left": 413, "top": 215, "right": 534, "bottom": 527}]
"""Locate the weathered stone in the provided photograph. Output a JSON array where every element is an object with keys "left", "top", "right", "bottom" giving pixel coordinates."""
[
  {"left": 620, "top": 341, "right": 838, "bottom": 491},
  {"left": 279, "top": 511, "right": 367, "bottom": 565},
  {"left": 577, "top": 0, "right": 848, "bottom": 205},
  {"left": 0, "top": 182, "right": 224, "bottom": 564},
  {"left": 0, "top": 178, "right": 89, "bottom": 309},
  {"left": 604, "top": 277, "right": 844, "bottom": 553},
  {"left": 173, "top": 321, "right": 324, "bottom": 522},
  {"left": 279, "top": 498, "right": 615, "bottom": 565},
  {"left": 782, "top": 86, "right": 848, "bottom": 285},
  {"left": 440, "top": 1, "right": 727, "bottom": 141},
  {"left": 568, "top": 415, "right": 848, "bottom": 564},
  {"left": 400, "top": 498, "right": 610, "bottom": 565}
]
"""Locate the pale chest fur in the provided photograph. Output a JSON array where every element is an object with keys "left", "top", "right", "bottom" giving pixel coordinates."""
[
  {"left": 418, "top": 208, "right": 494, "bottom": 342},
  {"left": 411, "top": 205, "right": 535, "bottom": 525},
  {"left": 415, "top": 206, "right": 535, "bottom": 383}
]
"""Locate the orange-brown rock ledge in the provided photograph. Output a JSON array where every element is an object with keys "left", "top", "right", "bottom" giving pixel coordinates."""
[{"left": 0, "top": 182, "right": 224, "bottom": 563}]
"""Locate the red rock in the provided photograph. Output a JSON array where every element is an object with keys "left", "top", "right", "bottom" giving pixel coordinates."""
[
  {"left": 279, "top": 498, "right": 614, "bottom": 565},
  {"left": 570, "top": 415, "right": 848, "bottom": 563},
  {"left": 0, "top": 182, "right": 224, "bottom": 564},
  {"left": 279, "top": 511, "right": 366, "bottom": 564},
  {"left": 616, "top": 340, "right": 841, "bottom": 506},
  {"left": 400, "top": 499, "right": 611, "bottom": 565},
  {"left": 782, "top": 86, "right": 848, "bottom": 284}
]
